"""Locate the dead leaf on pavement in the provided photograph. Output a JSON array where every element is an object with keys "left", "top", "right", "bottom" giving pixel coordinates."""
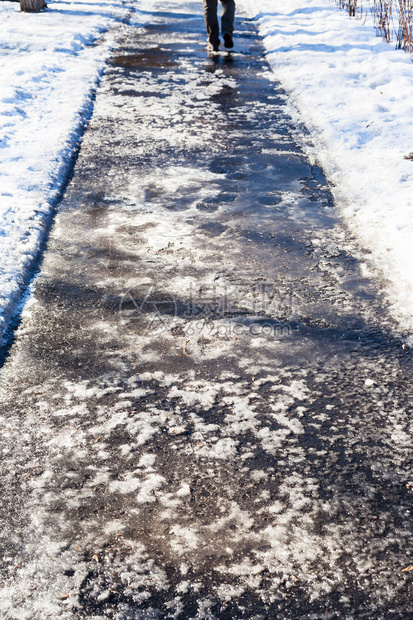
[
  {"left": 183, "top": 339, "right": 190, "bottom": 357},
  {"left": 402, "top": 565, "right": 413, "bottom": 572}
]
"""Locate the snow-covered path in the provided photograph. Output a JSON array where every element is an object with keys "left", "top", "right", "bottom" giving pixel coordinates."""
[
  {"left": 2, "top": 0, "right": 413, "bottom": 351},
  {"left": 0, "top": 1, "right": 412, "bottom": 617}
]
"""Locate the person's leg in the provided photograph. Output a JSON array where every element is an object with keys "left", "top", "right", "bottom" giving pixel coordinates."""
[
  {"left": 203, "top": 0, "right": 220, "bottom": 50},
  {"left": 221, "top": 0, "right": 235, "bottom": 46}
]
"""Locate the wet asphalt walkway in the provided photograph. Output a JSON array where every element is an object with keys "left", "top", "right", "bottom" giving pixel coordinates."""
[{"left": 0, "top": 1, "right": 412, "bottom": 618}]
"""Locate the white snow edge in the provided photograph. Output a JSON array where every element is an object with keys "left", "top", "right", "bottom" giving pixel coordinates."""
[{"left": 0, "top": 0, "right": 143, "bottom": 345}]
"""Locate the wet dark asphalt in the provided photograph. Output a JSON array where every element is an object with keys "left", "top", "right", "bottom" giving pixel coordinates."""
[{"left": 0, "top": 2, "right": 412, "bottom": 618}]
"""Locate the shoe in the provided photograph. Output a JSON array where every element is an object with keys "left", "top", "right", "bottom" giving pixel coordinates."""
[
  {"left": 223, "top": 33, "right": 234, "bottom": 49},
  {"left": 207, "top": 39, "right": 220, "bottom": 52}
]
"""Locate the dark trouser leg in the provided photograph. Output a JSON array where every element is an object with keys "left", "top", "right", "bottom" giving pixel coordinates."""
[
  {"left": 221, "top": 0, "right": 235, "bottom": 36},
  {"left": 203, "top": 0, "right": 220, "bottom": 47}
]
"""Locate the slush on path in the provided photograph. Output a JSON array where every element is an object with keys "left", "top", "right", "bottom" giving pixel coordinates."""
[{"left": 0, "top": 1, "right": 412, "bottom": 618}]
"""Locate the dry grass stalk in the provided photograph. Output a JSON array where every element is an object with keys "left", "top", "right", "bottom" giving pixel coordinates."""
[
  {"left": 372, "top": 0, "right": 393, "bottom": 42},
  {"left": 338, "top": 0, "right": 360, "bottom": 16},
  {"left": 336, "top": 0, "right": 413, "bottom": 53},
  {"left": 396, "top": 0, "right": 413, "bottom": 51}
]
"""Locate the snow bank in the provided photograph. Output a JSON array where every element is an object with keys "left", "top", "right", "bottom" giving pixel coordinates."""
[
  {"left": 0, "top": 0, "right": 140, "bottom": 343},
  {"left": 239, "top": 0, "right": 413, "bottom": 332}
]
